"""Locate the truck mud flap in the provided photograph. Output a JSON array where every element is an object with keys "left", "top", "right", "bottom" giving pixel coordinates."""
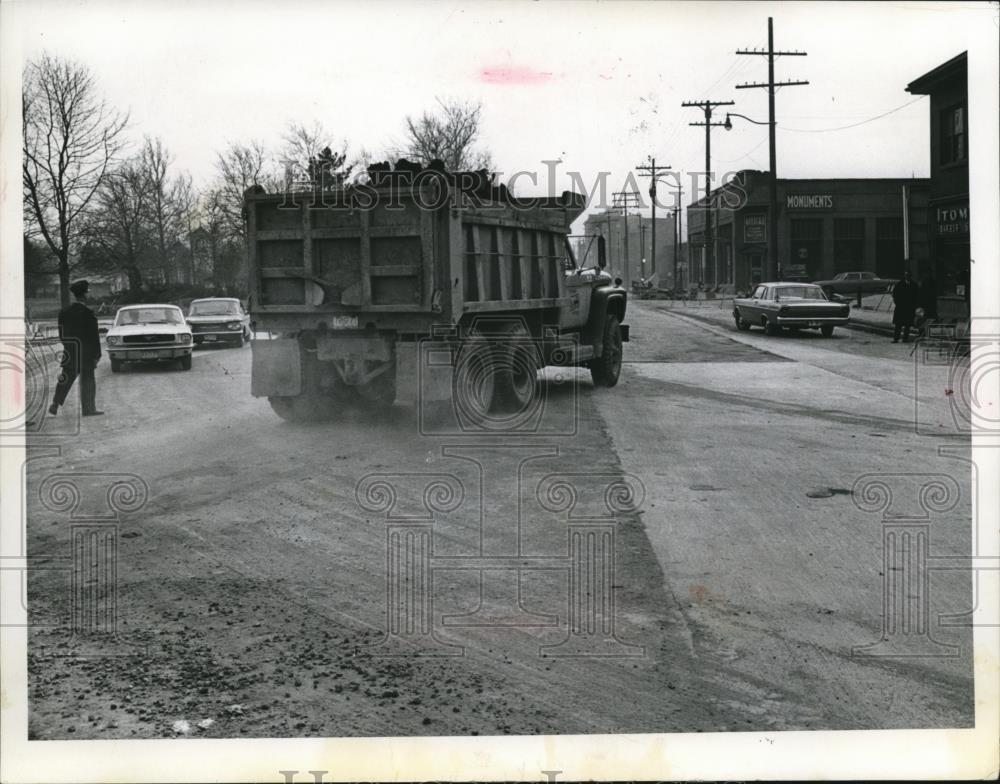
[
  {"left": 250, "top": 338, "right": 301, "bottom": 398},
  {"left": 395, "top": 341, "right": 453, "bottom": 406}
]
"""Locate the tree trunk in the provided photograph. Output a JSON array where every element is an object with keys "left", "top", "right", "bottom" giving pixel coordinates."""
[
  {"left": 58, "top": 251, "right": 71, "bottom": 309},
  {"left": 126, "top": 265, "right": 144, "bottom": 293}
]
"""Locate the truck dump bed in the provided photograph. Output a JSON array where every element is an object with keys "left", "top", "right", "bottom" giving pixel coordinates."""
[{"left": 245, "top": 182, "right": 586, "bottom": 330}]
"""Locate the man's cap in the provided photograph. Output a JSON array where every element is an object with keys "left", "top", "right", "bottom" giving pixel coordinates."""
[{"left": 69, "top": 280, "right": 89, "bottom": 296}]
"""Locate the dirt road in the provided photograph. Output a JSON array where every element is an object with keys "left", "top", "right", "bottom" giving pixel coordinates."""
[{"left": 24, "top": 305, "right": 973, "bottom": 738}]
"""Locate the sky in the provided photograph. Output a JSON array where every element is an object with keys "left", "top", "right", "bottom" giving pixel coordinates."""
[{"left": 6, "top": 0, "right": 999, "bottom": 234}]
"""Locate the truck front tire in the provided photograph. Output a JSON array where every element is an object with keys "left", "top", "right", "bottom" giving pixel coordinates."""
[{"left": 590, "top": 315, "right": 623, "bottom": 387}]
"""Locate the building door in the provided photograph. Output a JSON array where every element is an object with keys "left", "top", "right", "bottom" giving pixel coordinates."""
[
  {"left": 875, "top": 217, "right": 904, "bottom": 279},
  {"left": 748, "top": 254, "right": 763, "bottom": 287},
  {"left": 790, "top": 218, "right": 823, "bottom": 280}
]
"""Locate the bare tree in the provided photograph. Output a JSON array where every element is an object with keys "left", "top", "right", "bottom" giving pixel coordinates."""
[
  {"left": 142, "top": 137, "right": 195, "bottom": 284},
  {"left": 214, "top": 140, "right": 276, "bottom": 240},
  {"left": 279, "top": 121, "right": 351, "bottom": 190},
  {"left": 80, "top": 156, "right": 153, "bottom": 292},
  {"left": 401, "top": 97, "right": 493, "bottom": 171},
  {"left": 198, "top": 140, "right": 278, "bottom": 293},
  {"left": 22, "top": 54, "right": 129, "bottom": 306}
]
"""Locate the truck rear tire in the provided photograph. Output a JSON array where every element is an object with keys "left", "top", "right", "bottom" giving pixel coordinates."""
[
  {"left": 493, "top": 328, "right": 540, "bottom": 414},
  {"left": 590, "top": 314, "right": 623, "bottom": 387},
  {"left": 452, "top": 336, "right": 497, "bottom": 424},
  {"left": 267, "top": 391, "right": 338, "bottom": 422}
]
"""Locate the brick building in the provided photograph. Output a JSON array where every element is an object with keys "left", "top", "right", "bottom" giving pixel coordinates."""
[
  {"left": 686, "top": 171, "right": 930, "bottom": 293},
  {"left": 906, "top": 51, "right": 969, "bottom": 317}
]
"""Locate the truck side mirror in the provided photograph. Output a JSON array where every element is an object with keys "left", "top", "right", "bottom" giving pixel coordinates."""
[{"left": 597, "top": 236, "right": 607, "bottom": 269}]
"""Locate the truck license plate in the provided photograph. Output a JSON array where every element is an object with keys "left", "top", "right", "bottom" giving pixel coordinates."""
[
  {"left": 331, "top": 315, "right": 359, "bottom": 330},
  {"left": 204, "top": 335, "right": 216, "bottom": 341},
  {"left": 140, "top": 350, "right": 159, "bottom": 359}
]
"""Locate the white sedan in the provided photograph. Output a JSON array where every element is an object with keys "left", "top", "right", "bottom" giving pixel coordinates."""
[{"left": 104, "top": 304, "right": 194, "bottom": 372}]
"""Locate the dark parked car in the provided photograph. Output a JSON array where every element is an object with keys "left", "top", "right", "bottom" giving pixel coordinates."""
[
  {"left": 733, "top": 282, "right": 850, "bottom": 337},
  {"left": 186, "top": 298, "right": 251, "bottom": 347},
  {"left": 812, "top": 271, "right": 894, "bottom": 298}
]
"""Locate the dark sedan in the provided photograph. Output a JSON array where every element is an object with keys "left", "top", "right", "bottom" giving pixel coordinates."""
[
  {"left": 186, "top": 297, "right": 251, "bottom": 347},
  {"left": 812, "top": 271, "right": 894, "bottom": 297},
  {"left": 733, "top": 282, "right": 850, "bottom": 337}
]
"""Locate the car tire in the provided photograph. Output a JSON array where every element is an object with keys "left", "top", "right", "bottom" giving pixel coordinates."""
[
  {"left": 235, "top": 333, "right": 244, "bottom": 348},
  {"left": 733, "top": 310, "right": 751, "bottom": 331},
  {"left": 763, "top": 318, "right": 781, "bottom": 337},
  {"left": 110, "top": 359, "right": 122, "bottom": 373},
  {"left": 180, "top": 355, "right": 192, "bottom": 370},
  {"left": 820, "top": 325, "right": 835, "bottom": 338},
  {"left": 590, "top": 314, "right": 623, "bottom": 387}
]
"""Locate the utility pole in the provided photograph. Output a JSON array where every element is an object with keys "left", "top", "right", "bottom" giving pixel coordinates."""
[
  {"left": 737, "top": 16, "right": 808, "bottom": 281},
  {"left": 640, "top": 222, "right": 648, "bottom": 280},
  {"left": 612, "top": 190, "right": 641, "bottom": 288},
  {"left": 673, "top": 179, "right": 684, "bottom": 293},
  {"left": 682, "top": 99, "right": 733, "bottom": 289},
  {"left": 636, "top": 158, "right": 672, "bottom": 281}
]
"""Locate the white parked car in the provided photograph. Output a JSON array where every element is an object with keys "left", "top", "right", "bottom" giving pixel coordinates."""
[
  {"left": 105, "top": 304, "right": 193, "bottom": 372},
  {"left": 186, "top": 297, "right": 251, "bottom": 347}
]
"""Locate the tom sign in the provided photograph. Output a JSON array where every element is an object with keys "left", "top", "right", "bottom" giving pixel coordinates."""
[{"left": 935, "top": 202, "right": 969, "bottom": 236}]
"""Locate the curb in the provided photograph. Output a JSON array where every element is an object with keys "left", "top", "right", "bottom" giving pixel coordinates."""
[{"left": 842, "top": 319, "right": 894, "bottom": 337}]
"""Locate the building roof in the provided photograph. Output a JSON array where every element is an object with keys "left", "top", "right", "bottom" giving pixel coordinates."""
[
  {"left": 906, "top": 51, "right": 967, "bottom": 95},
  {"left": 686, "top": 169, "right": 931, "bottom": 208}
]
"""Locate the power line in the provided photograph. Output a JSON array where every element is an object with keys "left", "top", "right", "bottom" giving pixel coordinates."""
[{"left": 779, "top": 95, "right": 927, "bottom": 132}]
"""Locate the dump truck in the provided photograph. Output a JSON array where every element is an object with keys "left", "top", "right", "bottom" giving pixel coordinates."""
[{"left": 245, "top": 163, "right": 629, "bottom": 424}]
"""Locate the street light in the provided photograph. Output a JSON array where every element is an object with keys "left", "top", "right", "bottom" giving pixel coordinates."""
[{"left": 724, "top": 112, "right": 780, "bottom": 280}]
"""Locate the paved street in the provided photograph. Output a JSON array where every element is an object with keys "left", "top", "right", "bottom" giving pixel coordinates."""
[{"left": 25, "top": 303, "right": 973, "bottom": 738}]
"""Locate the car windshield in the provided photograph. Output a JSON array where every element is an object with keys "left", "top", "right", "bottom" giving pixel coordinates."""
[
  {"left": 116, "top": 308, "right": 184, "bottom": 325},
  {"left": 777, "top": 286, "right": 827, "bottom": 300},
  {"left": 190, "top": 301, "right": 240, "bottom": 316}
]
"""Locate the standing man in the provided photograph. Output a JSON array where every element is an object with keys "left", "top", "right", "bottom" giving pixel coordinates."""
[
  {"left": 891, "top": 270, "right": 919, "bottom": 344},
  {"left": 48, "top": 280, "right": 104, "bottom": 417}
]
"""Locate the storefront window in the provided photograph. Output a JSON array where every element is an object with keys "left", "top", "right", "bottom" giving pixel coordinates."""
[
  {"left": 790, "top": 218, "right": 823, "bottom": 279},
  {"left": 833, "top": 218, "right": 865, "bottom": 272},
  {"left": 875, "top": 217, "right": 904, "bottom": 279},
  {"left": 939, "top": 104, "right": 967, "bottom": 166}
]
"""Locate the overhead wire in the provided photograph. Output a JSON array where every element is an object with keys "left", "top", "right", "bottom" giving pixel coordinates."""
[{"left": 778, "top": 95, "right": 927, "bottom": 132}]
